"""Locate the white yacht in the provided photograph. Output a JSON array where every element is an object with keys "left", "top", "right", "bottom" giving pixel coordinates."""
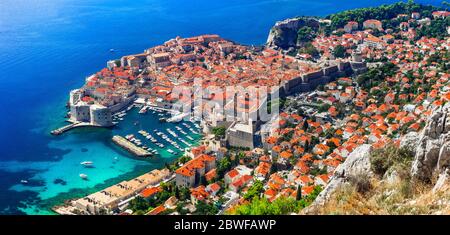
[
  {"left": 166, "top": 128, "right": 178, "bottom": 138},
  {"left": 80, "top": 161, "right": 94, "bottom": 167},
  {"left": 79, "top": 174, "right": 88, "bottom": 180},
  {"left": 139, "top": 106, "right": 148, "bottom": 114}
]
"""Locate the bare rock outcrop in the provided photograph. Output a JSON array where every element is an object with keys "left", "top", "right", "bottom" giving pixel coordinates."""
[
  {"left": 306, "top": 144, "right": 373, "bottom": 209},
  {"left": 303, "top": 104, "right": 450, "bottom": 213},
  {"left": 399, "top": 131, "right": 419, "bottom": 154},
  {"left": 266, "top": 17, "right": 319, "bottom": 50},
  {"left": 411, "top": 103, "right": 450, "bottom": 182}
]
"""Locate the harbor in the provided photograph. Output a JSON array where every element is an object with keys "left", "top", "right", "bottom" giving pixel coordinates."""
[
  {"left": 12, "top": 102, "right": 203, "bottom": 215},
  {"left": 110, "top": 102, "right": 203, "bottom": 157},
  {"left": 51, "top": 103, "right": 203, "bottom": 215}
]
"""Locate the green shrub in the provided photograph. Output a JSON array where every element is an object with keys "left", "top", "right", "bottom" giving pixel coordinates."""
[
  {"left": 348, "top": 172, "right": 372, "bottom": 194},
  {"left": 212, "top": 126, "right": 226, "bottom": 139},
  {"left": 231, "top": 186, "right": 322, "bottom": 215},
  {"left": 370, "top": 144, "right": 414, "bottom": 177}
]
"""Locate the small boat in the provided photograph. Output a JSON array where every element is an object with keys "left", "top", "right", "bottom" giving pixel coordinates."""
[
  {"left": 166, "top": 128, "right": 178, "bottom": 138},
  {"left": 189, "top": 128, "right": 199, "bottom": 134},
  {"left": 179, "top": 138, "right": 192, "bottom": 147},
  {"left": 20, "top": 180, "right": 28, "bottom": 184},
  {"left": 79, "top": 174, "right": 88, "bottom": 180},
  {"left": 139, "top": 106, "right": 148, "bottom": 114},
  {"left": 80, "top": 161, "right": 94, "bottom": 167},
  {"left": 167, "top": 149, "right": 175, "bottom": 154},
  {"left": 110, "top": 48, "right": 115, "bottom": 52}
]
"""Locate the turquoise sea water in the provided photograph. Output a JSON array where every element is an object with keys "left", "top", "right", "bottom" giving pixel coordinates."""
[
  {"left": 0, "top": 0, "right": 441, "bottom": 214},
  {"left": 6, "top": 107, "right": 202, "bottom": 215}
]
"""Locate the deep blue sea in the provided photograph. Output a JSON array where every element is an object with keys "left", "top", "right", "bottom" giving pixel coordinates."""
[{"left": 0, "top": 0, "right": 441, "bottom": 214}]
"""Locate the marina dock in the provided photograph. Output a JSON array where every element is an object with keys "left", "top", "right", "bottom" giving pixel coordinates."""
[{"left": 112, "top": 135, "right": 152, "bottom": 157}]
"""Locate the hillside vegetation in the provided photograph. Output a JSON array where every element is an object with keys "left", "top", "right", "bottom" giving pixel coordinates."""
[
  {"left": 326, "top": 0, "right": 441, "bottom": 29},
  {"left": 303, "top": 144, "right": 450, "bottom": 215}
]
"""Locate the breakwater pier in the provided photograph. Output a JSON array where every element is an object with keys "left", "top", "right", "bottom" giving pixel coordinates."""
[
  {"left": 50, "top": 122, "right": 93, "bottom": 135},
  {"left": 111, "top": 135, "right": 152, "bottom": 157}
]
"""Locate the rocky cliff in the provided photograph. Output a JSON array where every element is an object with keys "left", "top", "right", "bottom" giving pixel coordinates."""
[
  {"left": 303, "top": 104, "right": 450, "bottom": 214},
  {"left": 266, "top": 17, "right": 320, "bottom": 50},
  {"left": 410, "top": 103, "right": 450, "bottom": 188}
]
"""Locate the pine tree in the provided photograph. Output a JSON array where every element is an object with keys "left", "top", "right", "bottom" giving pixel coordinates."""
[
  {"left": 270, "top": 163, "right": 277, "bottom": 174},
  {"left": 304, "top": 140, "right": 310, "bottom": 152},
  {"left": 303, "top": 119, "right": 309, "bottom": 131},
  {"left": 296, "top": 185, "right": 302, "bottom": 201},
  {"left": 175, "top": 186, "right": 180, "bottom": 199}
]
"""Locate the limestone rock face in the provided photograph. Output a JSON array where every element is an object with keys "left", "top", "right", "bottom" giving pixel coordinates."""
[
  {"left": 308, "top": 144, "right": 373, "bottom": 208},
  {"left": 266, "top": 17, "right": 320, "bottom": 50},
  {"left": 411, "top": 137, "right": 441, "bottom": 181},
  {"left": 335, "top": 144, "right": 373, "bottom": 177},
  {"left": 438, "top": 142, "right": 450, "bottom": 171},
  {"left": 433, "top": 169, "right": 450, "bottom": 193},
  {"left": 399, "top": 131, "right": 419, "bottom": 154},
  {"left": 303, "top": 103, "right": 450, "bottom": 213},
  {"left": 411, "top": 103, "right": 450, "bottom": 182}
]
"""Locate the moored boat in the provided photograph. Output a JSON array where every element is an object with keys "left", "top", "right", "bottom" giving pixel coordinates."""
[
  {"left": 79, "top": 174, "right": 88, "bottom": 180},
  {"left": 80, "top": 161, "right": 94, "bottom": 167}
]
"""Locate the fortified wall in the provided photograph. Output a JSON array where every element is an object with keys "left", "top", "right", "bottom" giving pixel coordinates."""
[{"left": 281, "top": 61, "right": 365, "bottom": 96}]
